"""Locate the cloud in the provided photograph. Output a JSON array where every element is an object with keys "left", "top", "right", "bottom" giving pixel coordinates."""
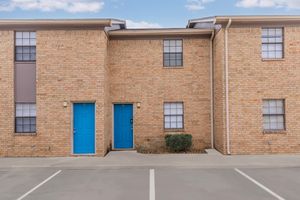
[
  {"left": 185, "top": 0, "right": 214, "bottom": 11},
  {"left": 0, "top": 0, "right": 104, "bottom": 13},
  {"left": 236, "top": 0, "right": 300, "bottom": 9},
  {"left": 126, "top": 20, "right": 162, "bottom": 29}
]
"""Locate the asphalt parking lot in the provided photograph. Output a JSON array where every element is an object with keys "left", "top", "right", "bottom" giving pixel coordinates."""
[{"left": 1, "top": 166, "right": 299, "bottom": 200}]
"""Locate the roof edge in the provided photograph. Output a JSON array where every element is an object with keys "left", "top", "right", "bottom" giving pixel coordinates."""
[
  {"left": 188, "top": 15, "right": 300, "bottom": 28},
  {"left": 109, "top": 28, "right": 213, "bottom": 37},
  {"left": 0, "top": 18, "right": 126, "bottom": 29}
]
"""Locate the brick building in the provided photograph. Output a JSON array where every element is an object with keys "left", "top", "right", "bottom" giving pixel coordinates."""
[{"left": 0, "top": 16, "right": 299, "bottom": 156}]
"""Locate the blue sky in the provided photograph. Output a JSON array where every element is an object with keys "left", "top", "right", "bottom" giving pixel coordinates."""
[{"left": 0, "top": 0, "right": 300, "bottom": 28}]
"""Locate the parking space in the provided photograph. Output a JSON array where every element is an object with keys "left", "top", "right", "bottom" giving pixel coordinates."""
[
  {"left": 241, "top": 167, "right": 300, "bottom": 200},
  {"left": 0, "top": 168, "right": 59, "bottom": 200},
  {"left": 0, "top": 166, "right": 299, "bottom": 200},
  {"left": 156, "top": 168, "right": 274, "bottom": 200}
]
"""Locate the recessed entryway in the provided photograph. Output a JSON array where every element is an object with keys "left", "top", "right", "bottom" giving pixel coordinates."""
[
  {"left": 113, "top": 104, "right": 133, "bottom": 149},
  {"left": 73, "top": 103, "right": 95, "bottom": 154}
]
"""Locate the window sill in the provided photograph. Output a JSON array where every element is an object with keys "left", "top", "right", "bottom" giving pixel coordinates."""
[
  {"left": 261, "top": 58, "right": 285, "bottom": 62},
  {"left": 164, "top": 129, "right": 185, "bottom": 132},
  {"left": 263, "top": 130, "right": 286, "bottom": 134},
  {"left": 15, "top": 61, "right": 36, "bottom": 64},
  {"left": 163, "top": 66, "right": 184, "bottom": 69},
  {"left": 14, "top": 132, "right": 37, "bottom": 136}
]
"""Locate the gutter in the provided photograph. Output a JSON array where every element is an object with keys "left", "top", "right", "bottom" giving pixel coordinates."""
[
  {"left": 108, "top": 29, "right": 213, "bottom": 37},
  {"left": 210, "top": 30, "right": 215, "bottom": 148},
  {"left": 225, "top": 18, "right": 232, "bottom": 155}
]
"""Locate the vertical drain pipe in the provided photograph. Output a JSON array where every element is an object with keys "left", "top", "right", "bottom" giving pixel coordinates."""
[
  {"left": 225, "top": 18, "right": 232, "bottom": 155},
  {"left": 210, "top": 30, "right": 215, "bottom": 149}
]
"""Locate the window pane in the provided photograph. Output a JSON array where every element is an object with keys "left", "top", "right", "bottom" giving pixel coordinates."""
[
  {"left": 268, "top": 44, "right": 275, "bottom": 51},
  {"left": 164, "top": 107, "right": 171, "bottom": 115},
  {"left": 165, "top": 116, "right": 171, "bottom": 123},
  {"left": 23, "top": 124, "right": 30, "bottom": 132},
  {"left": 169, "top": 53, "right": 176, "bottom": 60},
  {"left": 171, "top": 122, "right": 177, "bottom": 128},
  {"left": 177, "top": 116, "right": 183, "bottom": 122},
  {"left": 275, "top": 51, "right": 282, "bottom": 59},
  {"left": 164, "top": 53, "right": 170, "bottom": 60},
  {"left": 264, "top": 123, "right": 270, "bottom": 130},
  {"left": 30, "top": 39, "right": 36, "bottom": 46},
  {"left": 16, "top": 32, "right": 23, "bottom": 39},
  {"left": 169, "top": 60, "right": 176, "bottom": 66},
  {"left": 31, "top": 47, "right": 36, "bottom": 53},
  {"left": 30, "top": 117, "right": 36, "bottom": 125},
  {"left": 23, "top": 46, "right": 30, "bottom": 53},
  {"left": 169, "top": 46, "right": 176, "bottom": 52},
  {"left": 165, "top": 122, "right": 170, "bottom": 129},
  {"left": 177, "top": 122, "right": 183, "bottom": 129},
  {"left": 262, "top": 44, "right": 268, "bottom": 51},
  {"left": 16, "top": 46, "right": 23, "bottom": 53},
  {"left": 16, "top": 107, "right": 23, "bottom": 117},
  {"left": 262, "top": 52, "right": 268, "bottom": 59},
  {"left": 176, "top": 46, "right": 182, "bottom": 52},
  {"left": 275, "top": 44, "right": 282, "bottom": 51},
  {"left": 164, "top": 60, "right": 170, "bottom": 67},
  {"left": 30, "top": 124, "right": 36, "bottom": 132},
  {"left": 22, "top": 32, "right": 30, "bottom": 38},
  {"left": 16, "top": 39, "right": 23, "bottom": 46},
  {"left": 262, "top": 37, "right": 268, "bottom": 43},
  {"left": 263, "top": 116, "right": 270, "bottom": 124},
  {"left": 23, "top": 38, "right": 30, "bottom": 46},
  {"left": 16, "top": 117, "right": 23, "bottom": 125},
  {"left": 164, "top": 103, "right": 171, "bottom": 109},
  {"left": 30, "top": 32, "right": 36, "bottom": 38},
  {"left": 275, "top": 28, "right": 282, "bottom": 36},
  {"left": 23, "top": 54, "right": 30, "bottom": 61},
  {"left": 30, "top": 54, "right": 36, "bottom": 61},
  {"left": 275, "top": 37, "right": 283, "bottom": 43},
  {"left": 268, "top": 51, "right": 275, "bottom": 58},
  {"left": 23, "top": 117, "right": 30, "bottom": 125},
  {"left": 176, "top": 40, "right": 182, "bottom": 46},
  {"left": 262, "top": 29, "right": 268, "bottom": 36},
  {"left": 169, "top": 40, "right": 176, "bottom": 46},
  {"left": 163, "top": 40, "right": 170, "bottom": 47},
  {"left": 16, "top": 54, "right": 23, "bottom": 61}
]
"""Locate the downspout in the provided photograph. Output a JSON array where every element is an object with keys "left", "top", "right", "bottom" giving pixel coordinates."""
[
  {"left": 210, "top": 30, "right": 215, "bottom": 149},
  {"left": 225, "top": 18, "right": 232, "bottom": 155}
]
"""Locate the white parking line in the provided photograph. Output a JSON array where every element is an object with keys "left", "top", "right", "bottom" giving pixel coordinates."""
[
  {"left": 16, "top": 170, "right": 62, "bottom": 200},
  {"left": 235, "top": 168, "right": 286, "bottom": 200},
  {"left": 149, "top": 169, "right": 155, "bottom": 200}
]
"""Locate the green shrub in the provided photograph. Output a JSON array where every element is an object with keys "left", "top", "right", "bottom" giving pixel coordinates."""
[{"left": 165, "top": 134, "right": 192, "bottom": 152}]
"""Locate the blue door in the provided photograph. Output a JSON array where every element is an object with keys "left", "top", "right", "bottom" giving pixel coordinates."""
[
  {"left": 114, "top": 104, "right": 133, "bottom": 149},
  {"left": 73, "top": 103, "right": 95, "bottom": 154}
]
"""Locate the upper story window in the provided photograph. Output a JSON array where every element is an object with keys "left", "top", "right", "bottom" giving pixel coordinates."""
[
  {"left": 15, "top": 31, "right": 36, "bottom": 62},
  {"left": 263, "top": 99, "right": 285, "bottom": 131},
  {"left": 261, "top": 28, "right": 283, "bottom": 59},
  {"left": 163, "top": 39, "right": 183, "bottom": 67}
]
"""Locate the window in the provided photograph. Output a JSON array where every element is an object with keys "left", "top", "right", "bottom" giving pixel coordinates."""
[
  {"left": 15, "top": 103, "right": 36, "bottom": 133},
  {"left": 163, "top": 39, "right": 183, "bottom": 67},
  {"left": 261, "top": 28, "right": 283, "bottom": 59},
  {"left": 164, "top": 102, "right": 183, "bottom": 129},
  {"left": 263, "top": 99, "right": 285, "bottom": 131},
  {"left": 15, "top": 32, "right": 36, "bottom": 61}
]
